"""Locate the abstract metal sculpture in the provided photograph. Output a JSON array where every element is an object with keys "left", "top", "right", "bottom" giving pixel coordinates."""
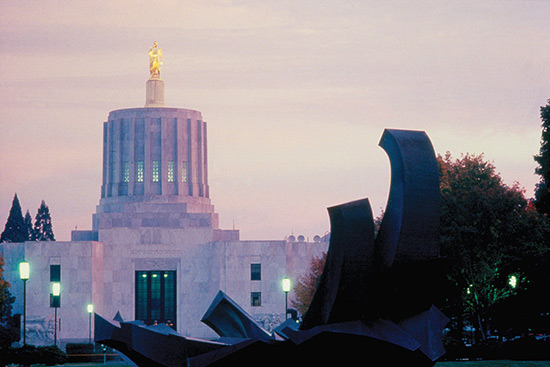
[{"left": 95, "top": 128, "right": 448, "bottom": 366}]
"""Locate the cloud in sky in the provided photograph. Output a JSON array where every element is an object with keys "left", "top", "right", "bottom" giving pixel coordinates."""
[{"left": 1, "top": 1, "right": 549, "bottom": 240}]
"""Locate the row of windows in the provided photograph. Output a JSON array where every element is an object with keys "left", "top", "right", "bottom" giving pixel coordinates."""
[{"left": 120, "top": 161, "right": 194, "bottom": 183}]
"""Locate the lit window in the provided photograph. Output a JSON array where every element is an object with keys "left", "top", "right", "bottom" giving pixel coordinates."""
[
  {"left": 152, "top": 161, "right": 159, "bottom": 182},
  {"left": 137, "top": 161, "right": 144, "bottom": 182},
  {"left": 181, "top": 162, "right": 187, "bottom": 183},
  {"left": 251, "top": 292, "right": 261, "bottom": 307},
  {"left": 123, "top": 162, "right": 130, "bottom": 183},
  {"left": 251, "top": 264, "right": 261, "bottom": 281},
  {"left": 167, "top": 161, "right": 174, "bottom": 182}
]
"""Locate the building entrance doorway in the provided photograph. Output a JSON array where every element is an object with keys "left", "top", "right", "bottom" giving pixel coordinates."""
[{"left": 135, "top": 270, "right": 176, "bottom": 329}]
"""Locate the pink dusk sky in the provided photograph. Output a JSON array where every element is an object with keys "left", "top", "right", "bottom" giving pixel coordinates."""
[{"left": 1, "top": 1, "right": 549, "bottom": 241}]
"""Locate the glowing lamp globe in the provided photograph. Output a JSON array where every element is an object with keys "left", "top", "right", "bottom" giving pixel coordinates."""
[
  {"left": 52, "top": 282, "right": 61, "bottom": 296},
  {"left": 282, "top": 278, "right": 291, "bottom": 293},
  {"left": 19, "top": 261, "right": 30, "bottom": 280}
]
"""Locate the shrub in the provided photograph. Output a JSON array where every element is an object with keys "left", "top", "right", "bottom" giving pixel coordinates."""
[
  {"left": 1, "top": 344, "right": 67, "bottom": 366},
  {"left": 40, "top": 345, "right": 68, "bottom": 366}
]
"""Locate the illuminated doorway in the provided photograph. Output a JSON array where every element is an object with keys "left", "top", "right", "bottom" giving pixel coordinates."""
[{"left": 135, "top": 271, "right": 176, "bottom": 329}]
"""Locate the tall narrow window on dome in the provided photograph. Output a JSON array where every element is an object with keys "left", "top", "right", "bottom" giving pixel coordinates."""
[
  {"left": 152, "top": 161, "right": 159, "bottom": 182},
  {"left": 181, "top": 162, "right": 187, "bottom": 183},
  {"left": 167, "top": 161, "right": 174, "bottom": 182},
  {"left": 137, "top": 161, "right": 144, "bottom": 182},
  {"left": 123, "top": 162, "right": 130, "bottom": 183}
]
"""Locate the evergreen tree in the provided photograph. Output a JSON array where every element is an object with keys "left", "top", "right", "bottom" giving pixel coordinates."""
[
  {"left": 33, "top": 200, "right": 55, "bottom": 241},
  {"left": 0, "top": 193, "right": 27, "bottom": 243},
  {"left": 24, "top": 210, "right": 34, "bottom": 241},
  {"left": 534, "top": 99, "right": 550, "bottom": 215}
]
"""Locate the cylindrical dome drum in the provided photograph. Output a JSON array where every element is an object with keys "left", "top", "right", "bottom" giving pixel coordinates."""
[{"left": 100, "top": 107, "right": 212, "bottom": 212}]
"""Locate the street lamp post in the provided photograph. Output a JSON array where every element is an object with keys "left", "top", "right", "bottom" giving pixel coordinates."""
[
  {"left": 282, "top": 277, "right": 291, "bottom": 320},
  {"left": 19, "top": 261, "right": 29, "bottom": 345},
  {"left": 87, "top": 304, "right": 94, "bottom": 344},
  {"left": 51, "top": 282, "right": 61, "bottom": 347}
]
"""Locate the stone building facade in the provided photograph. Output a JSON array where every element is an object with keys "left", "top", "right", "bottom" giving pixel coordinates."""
[{"left": 1, "top": 73, "right": 328, "bottom": 345}]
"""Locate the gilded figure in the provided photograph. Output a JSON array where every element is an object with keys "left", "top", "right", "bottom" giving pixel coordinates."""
[{"left": 148, "top": 41, "right": 163, "bottom": 78}]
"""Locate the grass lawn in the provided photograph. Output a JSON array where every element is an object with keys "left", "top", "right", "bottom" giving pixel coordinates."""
[
  {"left": 40, "top": 360, "right": 550, "bottom": 367},
  {"left": 57, "top": 361, "right": 550, "bottom": 367},
  {"left": 59, "top": 363, "right": 132, "bottom": 367},
  {"left": 436, "top": 361, "right": 550, "bottom": 367}
]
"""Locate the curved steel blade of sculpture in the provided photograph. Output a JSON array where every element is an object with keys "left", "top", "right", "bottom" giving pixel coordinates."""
[
  {"left": 300, "top": 198, "right": 376, "bottom": 328},
  {"left": 373, "top": 129, "right": 444, "bottom": 321},
  {"left": 375, "top": 129, "right": 440, "bottom": 268},
  {"left": 201, "top": 290, "right": 274, "bottom": 341},
  {"left": 301, "top": 128, "right": 445, "bottom": 330}
]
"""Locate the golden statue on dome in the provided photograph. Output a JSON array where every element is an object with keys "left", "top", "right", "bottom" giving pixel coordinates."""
[{"left": 148, "top": 41, "right": 163, "bottom": 79}]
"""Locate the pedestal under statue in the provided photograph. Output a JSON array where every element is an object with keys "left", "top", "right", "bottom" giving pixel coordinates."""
[{"left": 145, "top": 41, "right": 165, "bottom": 107}]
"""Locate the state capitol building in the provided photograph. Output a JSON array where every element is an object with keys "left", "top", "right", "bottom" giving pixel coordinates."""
[{"left": 0, "top": 44, "right": 328, "bottom": 345}]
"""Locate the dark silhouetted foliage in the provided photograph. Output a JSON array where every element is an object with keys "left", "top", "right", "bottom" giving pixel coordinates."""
[
  {"left": 0, "top": 194, "right": 26, "bottom": 243},
  {"left": 32, "top": 200, "right": 55, "bottom": 241},
  {"left": 1, "top": 344, "right": 67, "bottom": 366},
  {"left": 438, "top": 152, "right": 550, "bottom": 344},
  {"left": 0, "top": 255, "right": 17, "bottom": 349},
  {"left": 23, "top": 210, "right": 34, "bottom": 241},
  {"left": 291, "top": 252, "right": 327, "bottom": 316},
  {"left": 534, "top": 99, "right": 550, "bottom": 215}
]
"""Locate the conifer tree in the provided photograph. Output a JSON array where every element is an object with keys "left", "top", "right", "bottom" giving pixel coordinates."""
[
  {"left": 24, "top": 210, "right": 34, "bottom": 240},
  {"left": 0, "top": 194, "right": 27, "bottom": 243},
  {"left": 33, "top": 200, "right": 55, "bottom": 241},
  {"left": 534, "top": 99, "right": 550, "bottom": 215}
]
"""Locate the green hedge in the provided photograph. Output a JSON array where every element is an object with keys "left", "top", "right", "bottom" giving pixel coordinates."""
[{"left": 0, "top": 344, "right": 67, "bottom": 366}]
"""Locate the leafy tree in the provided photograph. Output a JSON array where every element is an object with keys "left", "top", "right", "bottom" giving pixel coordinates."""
[
  {"left": 0, "top": 255, "right": 17, "bottom": 349},
  {"left": 291, "top": 252, "right": 326, "bottom": 316},
  {"left": 32, "top": 200, "right": 55, "bottom": 241},
  {"left": 23, "top": 210, "right": 34, "bottom": 241},
  {"left": 0, "top": 194, "right": 27, "bottom": 243},
  {"left": 438, "top": 152, "right": 549, "bottom": 343},
  {"left": 534, "top": 99, "right": 550, "bottom": 215}
]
